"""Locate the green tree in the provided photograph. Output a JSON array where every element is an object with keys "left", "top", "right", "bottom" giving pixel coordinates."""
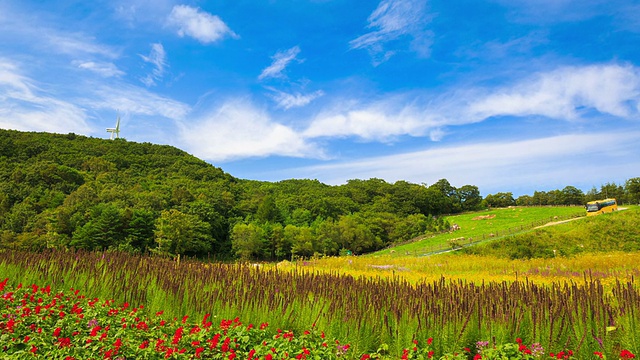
[
  {"left": 69, "top": 204, "right": 124, "bottom": 250},
  {"left": 187, "top": 200, "right": 228, "bottom": 256},
  {"left": 484, "top": 192, "right": 515, "bottom": 208},
  {"left": 265, "top": 222, "right": 286, "bottom": 260},
  {"left": 125, "top": 209, "right": 156, "bottom": 252},
  {"left": 626, "top": 177, "right": 640, "bottom": 204},
  {"left": 314, "top": 219, "right": 340, "bottom": 256},
  {"left": 531, "top": 191, "right": 549, "bottom": 205},
  {"left": 428, "top": 179, "right": 460, "bottom": 213},
  {"left": 600, "top": 182, "right": 625, "bottom": 203},
  {"left": 255, "top": 195, "right": 283, "bottom": 224},
  {"left": 231, "top": 222, "right": 265, "bottom": 261},
  {"left": 154, "top": 209, "right": 212, "bottom": 256},
  {"left": 285, "top": 224, "right": 315, "bottom": 258},
  {"left": 337, "top": 214, "right": 381, "bottom": 254},
  {"left": 561, "top": 186, "right": 584, "bottom": 205},
  {"left": 458, "top": 185, "right": 482, "bottom": 211},
  {"left": 516, "top": 195, "right": 534, "bottom": 206}
]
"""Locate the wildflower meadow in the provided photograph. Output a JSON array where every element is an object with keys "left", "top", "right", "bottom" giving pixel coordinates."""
[{"left": 1, "top": 249, "right": 640, "bottom": 359}]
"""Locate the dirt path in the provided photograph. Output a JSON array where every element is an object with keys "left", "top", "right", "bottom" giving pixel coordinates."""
[
  {"left": 534, "top": 217, "right": 583, "bottom": 228},
  {"left": 535, "top": 207, "right": 628, "bottom": 229}
]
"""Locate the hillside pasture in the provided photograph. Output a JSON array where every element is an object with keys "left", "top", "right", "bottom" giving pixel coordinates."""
[{"left": 374, "top": 206, "right": 584, "bottom": 256}]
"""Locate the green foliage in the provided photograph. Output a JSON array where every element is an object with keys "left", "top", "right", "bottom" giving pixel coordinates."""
[
  {"left": 153, "top": 209, "right": 212, "bottom": 256},
  {"left": 464, "top": 208, "right": 640, "bottom": 259},
  {"left": 231, "top": 222, "right": 265, "bottom": 260},
  {"left": 0, "top": 129, "right": 637, "bottom": 260},
  {"left": 627, "top": 178, "right": 640, "bottom": 204},
  {"left": 2, "top": 250, "right": 636, "bottom": 359},
  {"left": 484, "top": 192, "right": 516, "bottom": 208}
]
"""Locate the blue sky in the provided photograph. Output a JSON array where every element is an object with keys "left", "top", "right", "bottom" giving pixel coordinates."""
[{"left": 1, "top": 0, "right": 639, "bottom": 196}]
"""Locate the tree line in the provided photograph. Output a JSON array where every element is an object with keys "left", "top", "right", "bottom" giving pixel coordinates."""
[
  {"left": 483, "top": 182, "right": 640, "bottom": 208},
  {"left": 0, "top": 129, "right": 638, "bottom": 260}
]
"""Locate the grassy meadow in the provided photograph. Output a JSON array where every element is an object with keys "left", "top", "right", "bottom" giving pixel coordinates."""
[
  {"left": 373, "top": 206, "right": 584, "bottom": 256},
  {"left": 2, "top": 206, "right": 640, "bottom": 359}
]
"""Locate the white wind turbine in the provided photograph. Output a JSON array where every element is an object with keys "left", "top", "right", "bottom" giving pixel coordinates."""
[{"left": 106, "top": 114, "right": 121, "bottom": 140}]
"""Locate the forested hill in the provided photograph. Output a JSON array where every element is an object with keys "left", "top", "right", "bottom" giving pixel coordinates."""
[
  {"left": 1, "top": 129, "right": 635, "bottom": 260},
  {"left": 0, "top": 129, "right": 477, "bottom": 259}
]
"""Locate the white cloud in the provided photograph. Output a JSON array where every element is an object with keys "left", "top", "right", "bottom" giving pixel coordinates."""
[
  {"left": 113, "top": 0, "right": 175, "bottom": 24},
  {"left": 287, "top": 131, "right": 640, "bottom": 194},
  {"left": 73, "top": 61, "right": 124, "bottom": 78},
  {"left": 86, "top": 83, "right": 190, "bottom": 120},
  {"left": 350, "top": 0, "right": 431, "bottom": 64},
  {"left": 303, "top": 63, "right": 640, "bottom": 142},
  {"left": 466, "top": 64, "right": 640, "bottom": 121},
  {"left": 269, "top": 89, "right": 324, "bottom": 109},
  {"left": 259, "top": 46, "right": 302, "bottom": 80},
  {"left": 139, "top": 43, "right": 168, "bottom": 86},
  {"left": 167, "top": 5, "right": 238, "bottom": 44},
  {"left": 0, "top": 59, "right": 91, "bottom": 134},
  {"left": 178, "top": 99, "right": 323, "bottom": 162},
  {"left": 304, "top": 100, "right": 433, "bottom": 141},
  {"left": 45, "top": 33, "right": 119, "bottom": 59}
]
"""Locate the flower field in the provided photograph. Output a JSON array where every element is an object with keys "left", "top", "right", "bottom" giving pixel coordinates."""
[{"left": 2, "top": 249, "right": 640, "bottom": 359}]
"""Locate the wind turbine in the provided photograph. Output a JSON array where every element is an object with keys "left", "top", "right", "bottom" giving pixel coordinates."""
[{"left": 106, "top": 114, "right": 121, "bottom": 140}]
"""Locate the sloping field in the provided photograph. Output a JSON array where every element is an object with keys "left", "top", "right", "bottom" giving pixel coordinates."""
[{"left": 372, "top": 206, "right": 584, "bottom": 256}]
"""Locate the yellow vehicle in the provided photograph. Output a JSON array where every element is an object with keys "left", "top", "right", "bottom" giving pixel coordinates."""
[{"left": 586, "top": 198, "right": 618, "bottom": 216}]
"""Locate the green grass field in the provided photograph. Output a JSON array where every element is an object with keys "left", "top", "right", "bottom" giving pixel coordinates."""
[
  {"left": 2, "top": 206, "right": 640, "bottom": 358},
  {"left": 373, "top": 206, "right": 584, "bottom": 256}
]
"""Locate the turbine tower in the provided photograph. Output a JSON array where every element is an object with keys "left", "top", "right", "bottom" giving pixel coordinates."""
[{"left": 106, "top": 114, "right": 121, "bottom": 140}]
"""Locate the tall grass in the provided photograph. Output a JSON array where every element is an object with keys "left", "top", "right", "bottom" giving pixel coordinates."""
[{"left": 1, "top": 249, "right": 639, "bottom": 358}]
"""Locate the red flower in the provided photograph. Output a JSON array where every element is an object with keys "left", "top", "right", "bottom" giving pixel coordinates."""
[
  {"left": 202, "top": 313, "right": 212, "bottom": 327},
  {"left": 474, "top": 354, "right": 482, "bottom": 360},
  {"left": 621, "top": 349, "right": 636, "bottom": 359},
  {"left": 427, "top": 337, "right": 433, "bottom": 345},
  {"left": 221, "top": 337, "right": 231, "bottom": 352},
  {"left": 57, "top": 337, "right": 71, "bottom": 348},
  {"left": 155, "top": 339, "right": 165, "bottom": 351},
  {"left": 594, "top": 351, "right": 604, "bottom": 359},
  {"left": 172, "top": 327, "right": 184, "bottom": 345},
  {"left": 90, "top": 326, "right": 102, "bottom": 337},
  {"left": 402, "top": 348, "right": 409, "bottom": 360},
  {"left": 208, "top": 333, "right": 221, "bottom": 349},
  {"left": 361, "top": 355, "right": 371, "bottom": 360},
  {"left": 195, "top": 347, "right": 205, "bottom": 358},
  {"left": 53, "top": 327, "right": 62, "bottom": 337}
]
